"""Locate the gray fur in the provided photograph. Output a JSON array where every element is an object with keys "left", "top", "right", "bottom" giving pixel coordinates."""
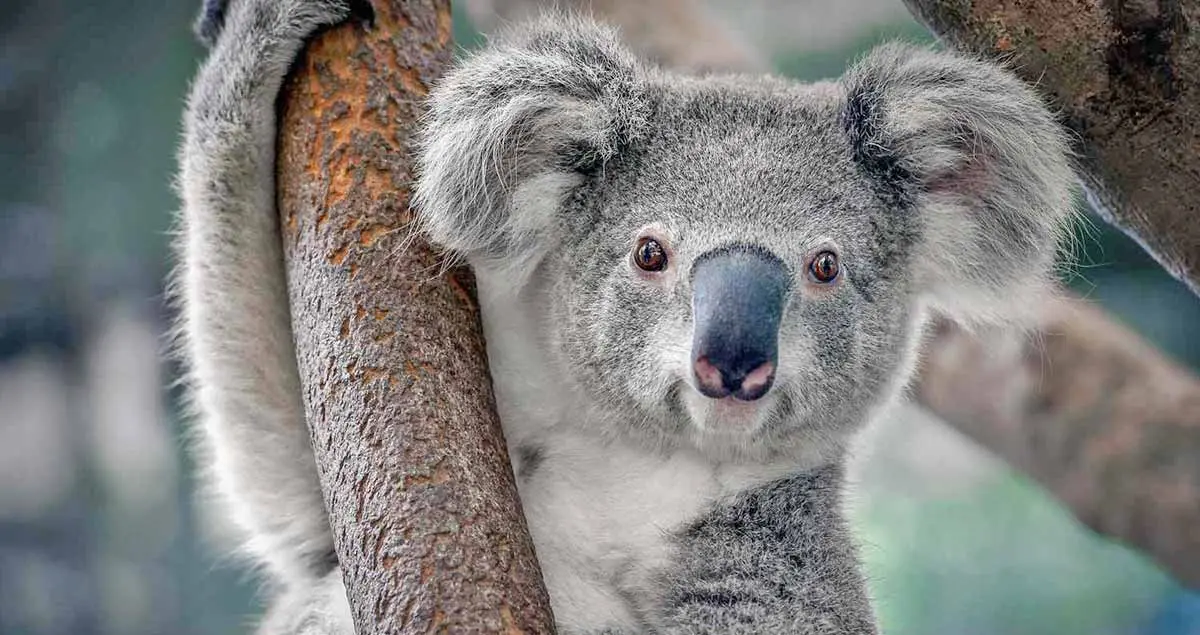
[
  {"left": 177, "top": 4, "right": 1075, "bottom": 634},
  {"left": 653, "top": 465, "right": 872, "bottom": 633},
  {"left": 174, "top": 0, "right": 355, "bottom": 605},
  {"left": 257, "top": 568, "right": 356, "bottom": 634}
]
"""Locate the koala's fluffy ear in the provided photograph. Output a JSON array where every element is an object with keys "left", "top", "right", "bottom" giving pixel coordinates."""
[
  {"left": 840, "top": 44, "right": 1076, "bottom": 323},
  {"left": 414, "top": 15, "right": 648, "bottom": 271}
]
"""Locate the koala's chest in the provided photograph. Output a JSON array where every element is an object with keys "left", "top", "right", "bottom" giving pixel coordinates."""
[{"left": 510, "top": 432, "right": 754, "bottom": 630}]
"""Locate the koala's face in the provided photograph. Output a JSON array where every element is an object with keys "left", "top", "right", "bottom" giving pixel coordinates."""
[
  {"left": 415, "top": 18, "right": 1074, "bottom": 461},
  {"left": 543, "top": 80, "right": 923, "bottom": 459}
]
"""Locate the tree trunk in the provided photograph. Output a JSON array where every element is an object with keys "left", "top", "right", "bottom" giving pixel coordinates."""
[
  {"left": 275, "top": 1, "right": 556, "bottom": 632},
  {"left": 471, "top": 0, "right": 1200, "bottom": 587},
  {"left": 901, "top": 0, "right": 1200, "bottom": 297}
]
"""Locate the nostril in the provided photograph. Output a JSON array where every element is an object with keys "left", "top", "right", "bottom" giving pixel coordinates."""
[
  {"left": 693, "top": 356, "right": 776, "bottom": 401},
  {"left": 734, "top": 361, "right": 775, "bottom": 401},
  {"left": 693, "top": 356, "right": 731, "bottom": 399}
]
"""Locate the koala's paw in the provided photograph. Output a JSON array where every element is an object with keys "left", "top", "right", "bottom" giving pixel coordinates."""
[
  {"left": 273, "top": 0, "right": 375, "bottom": 37},
  {"left": 195, "top": 0, "right": 373, "bottom": 48}
]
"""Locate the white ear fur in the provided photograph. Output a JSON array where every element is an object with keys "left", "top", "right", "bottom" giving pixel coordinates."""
[
  {"left": 841, "top": 43, "right": 1077, "bottom": 325},
  {"left": 413, "top": 15, "right": 648, "bottom": 276}
]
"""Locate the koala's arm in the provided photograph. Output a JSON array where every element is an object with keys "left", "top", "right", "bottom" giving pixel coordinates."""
[
  {"left": 646, "top": 466, "right": 874, "bottom": 634},
  {"left": 176, "top": 0, "right": 363, "bottom": 586},
  {"left": 562, "top": 467, "right": 871, "bottom": 635}
]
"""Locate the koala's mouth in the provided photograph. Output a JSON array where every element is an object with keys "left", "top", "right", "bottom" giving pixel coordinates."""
[
  {"left": 680, "top": 382, "right": 777, "bottom": 433},
  {"left": 710, "top": 395, "right": 765, "bottom": 426}
]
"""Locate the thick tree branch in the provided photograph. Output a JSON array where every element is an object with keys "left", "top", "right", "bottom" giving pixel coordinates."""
[
  {"left": 901, "top": 0, "right": 1200, "bottom": 297},
  {"left": 473, "top": 0, "right": 1200, "bottom": 587},
  {"left": 276, "top": 1, "right": 555, "bottom": 631}
]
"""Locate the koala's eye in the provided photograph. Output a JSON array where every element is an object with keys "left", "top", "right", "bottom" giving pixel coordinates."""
[
  {"left": 633, "top": 237, "right": 668, "bottom": 272},
  {"left": 809, "top": 251, "right": 840, "bottom": 283}
]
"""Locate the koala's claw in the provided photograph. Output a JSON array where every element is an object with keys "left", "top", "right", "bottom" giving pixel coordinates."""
[{"left": 347, "top": 0, "right": 375, "bottom": 27}]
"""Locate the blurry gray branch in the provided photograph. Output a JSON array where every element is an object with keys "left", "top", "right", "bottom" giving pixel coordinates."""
[
  {"left": 463, "top": 0, "right": 769, "bottom": 73},
  {"left": 467, "top": 0, "right": 1200, "bottom": 587},
  {"left": 920, "top": 300, "right": 1200, "bottom": 587},
  {"left": 901, "top": 0, "right": 1200, "bottom": 587}
]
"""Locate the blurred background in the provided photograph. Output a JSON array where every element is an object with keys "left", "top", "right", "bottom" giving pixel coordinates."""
[{"left": 0, "top": 1, "right": 1196, "bottom": 633}]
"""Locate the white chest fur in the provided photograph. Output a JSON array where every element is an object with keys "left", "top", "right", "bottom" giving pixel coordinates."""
[
  {"left": 473, "top": 269, "right": 799, "bottom": 630},
  {"left": 517, "top": 431, "right": 800, "bottom": 629}
]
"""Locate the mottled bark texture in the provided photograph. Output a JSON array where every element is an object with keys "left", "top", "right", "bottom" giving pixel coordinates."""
[
  {"left": 920, "top": 299, "right": 1200, "bottom": 586},
  {"left": 902, "top": 0, "right": 1200, "bottom": 296},
  {"left": 472, "top": 0, "right": 1200, "bottom": 587},
  {"left": 275, "top": 1, "right": 556, "bottom": 632}
]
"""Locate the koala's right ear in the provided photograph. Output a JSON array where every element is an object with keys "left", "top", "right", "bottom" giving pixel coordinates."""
[
  {"left": 838, "top": 44, "right": 1077, "bottom": 325},
  {"left": 413, "top": 15, "right": 649, "bottom": 270}
]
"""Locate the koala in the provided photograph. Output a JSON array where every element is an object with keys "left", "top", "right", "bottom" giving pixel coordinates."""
[{"left": 176, "top": 0, "right": 1075, "bottom": 633}]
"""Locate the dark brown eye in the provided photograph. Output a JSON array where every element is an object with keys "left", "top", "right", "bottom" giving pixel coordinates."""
[
  {"left": 809, "top": 251, "right": 840, "bottom": 283},
  {"left": 634, "top": 237, "right": 668, "bottom": 272}
]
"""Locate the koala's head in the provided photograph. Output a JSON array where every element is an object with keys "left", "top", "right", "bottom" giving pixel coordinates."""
[{"left": 414, "top": 16, "right": 1075, "bottom": 461}]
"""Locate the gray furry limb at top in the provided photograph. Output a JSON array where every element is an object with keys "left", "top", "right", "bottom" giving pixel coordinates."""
[{"left": 174, "top": 0, "right": 359, "bottom": 630}]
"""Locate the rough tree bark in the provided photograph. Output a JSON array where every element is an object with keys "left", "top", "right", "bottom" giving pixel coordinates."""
[
  {"left": 903, "top": 0, "right": 1200, "bottom": 297},
  {"left": 470, "top": 0, "right": 1200, "bottom": 587},
  {"left": 275, "top": 1, "right": 556, "bottom": 632}
]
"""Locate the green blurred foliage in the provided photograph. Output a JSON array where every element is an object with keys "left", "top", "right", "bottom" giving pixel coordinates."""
[
  {"left": 859, "top": 469, "right": 1174, "bottom": 634},
  {"left": 776, "top": 19, "right": 935, "bottom": 81}
]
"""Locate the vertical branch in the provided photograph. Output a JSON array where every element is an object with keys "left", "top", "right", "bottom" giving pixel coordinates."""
[{"left": 275, "top": 1, "right": 556, "bottom": 631}]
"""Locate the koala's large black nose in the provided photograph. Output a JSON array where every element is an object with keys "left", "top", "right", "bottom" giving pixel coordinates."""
[{"left": 691, "top": 246, "right": 789, "bottom": 402}]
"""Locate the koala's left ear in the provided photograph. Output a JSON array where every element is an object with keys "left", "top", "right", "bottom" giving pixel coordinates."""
[
  {"left": 840, "top": 44, "right": 1076, "bottom": 323},
  {"left": 414, "top": 15, "right": 649, "bottom": 272}
]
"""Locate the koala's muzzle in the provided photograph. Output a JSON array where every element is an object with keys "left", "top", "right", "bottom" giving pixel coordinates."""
[{"left": 690, "top": 246, "right": 789, "bottom": 401}]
